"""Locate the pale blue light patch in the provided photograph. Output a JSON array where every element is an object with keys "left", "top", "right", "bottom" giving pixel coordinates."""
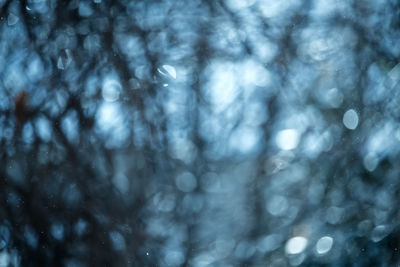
[
  {"left": 326, "top": 206, "right": 344, "bottom": 225},
  {"left": 96, "top": 102, "right": 129, "bottom": 148},
  {"left": 225, "top": 0, "right": 256, "bottom": 11},
  {"left": 109, "top": 231, "right": 126, "bottom": 251},
  {"left": 311, "top": 0, "right": 348, "bottom": 18},
  {"left": 343, "top": 109, "right": 359, "bottom": 130},
  {"left": 164, "top": 249, "right": 185, "bottom": 266},
  {"left": 51, "top": 223, "right": 64, "bottom": 241},
  {"left": 26, "top": 56, "right": 44, "bottom": 82},
  {"left": 24, "top": 226, "right": 38, "bottom": 248},
  {"left": 158, "top": 65, "right": 176, "bottom": 79},
  {"left": 84, "top": 34, "right": 101, "bottom": 54},
  {"left": 229, "top": 126, "right": 260, "bottom": 154},
  {"left": 0, "top": 226, "right": 10, "bottom": 250},
  {"left": 78, "top": 2, "right": 93, "bottom": 17},
  {"left": 4, "top": 65, "right": 26, "bottom": 90},
  {"left": 366, "top": 121, "right": 397, "bottom": 156},
  {"left": 7, "top": 13, "right": 19, "bottom": 26},
  {"left": 243, "top": 102, "right": 268, "bottom": 126},
  {"left": 241, "top": 59, "right": 271, "bottom": 88},
  {"left": 135, "top": 65, "right": 151, "bottom": 80},
  {"left": 388, "top": 63, "right": 400, "bottom": 85},
  {"left": 371, "top": 225, "right": 389, "bottom": 242},
  {"left": 61, "top": 111, "right": 79, "bottom": 144},
  {"left": 276, "top": 129, "right": 300, "bottom": 150},
  {"left": 175, "top": 171, "right": 197, "bottom": 193},
  {"left": 22, "top": 123, "right": 34, "bottom": 144},
  {"left": 299, "top": 26, "right": 349, "bottom": 62},
  {"left": 302, "top": 130, "right": 332, "bottom": 158},
  {"left": 62, "top": 183, "right": 82, "bottom": 207},
  {"left": 26, "top": 0, "right": 49, "bottom": 14},
  {"left": 169, "top": 137, "right": 196, "bottom": 164},
  {"left": 0, "top": 251, "right": 16, "bottom": 267},
  {"left": 267, "top": 195, "right": 288, "bottom": 216},
  {"left": 200, "top": 172, "right": 223, "bottom": 193},
  {"left": 182, "top": 194, "right": 203, "bottom": 213},
  {"left": 113, "top": 172, "right": 129, "bottom": 194},
  {"left": 253, "top": 38, "right": 278, "bottom": 63},
  {"left": 192, "top": 253, "right": 215, "bottom": 266},
  {"left": 316, "top": 87, "right": 343, "bottom": 108},
  {"left": 57, "top": 49, "right": 72, "bottom": 70},
  {"left": 259, "top": 0, "right": 300, "bottom": 18},
  {"left": 153, "top": 192, "right": 176, "bottom": 212},
  {"left": 205, "top": 61, "right": 238, "bottom": 112},
  {"left": 257, "top": 234, "right": 283, "bottom": 253},
  {"left": 117, "top": 35, "right": 143, "bottom": 59},
  {"left": 235, "top": 240, "right": 256, "bottom": 259},
  {"left": 316, "top": 236, "right": 333, "bottom": 254},
  {"left": 6, "top": 160, "right": 24, "bottom": 185},
  {"left": 35, "top": 117, "right": 52, "bottom": 142},
  {"left": 363, "top": 152, "right": 379, "bottom": 172},
  {"left": 74, "top": 219, "right": 87, "bottom": 236},
  {"left": 213, "top": 237, "right": 235, "bottom": 259}
]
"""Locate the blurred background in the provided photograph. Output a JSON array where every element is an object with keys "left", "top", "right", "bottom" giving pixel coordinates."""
[{"left": 0, "top": 0, "right": 400, "bottom": 266}]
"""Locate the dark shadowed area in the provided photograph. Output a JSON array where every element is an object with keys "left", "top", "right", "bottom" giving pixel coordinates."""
[{"left": 0, "top": 0, "right": 400, "bottom": 266}]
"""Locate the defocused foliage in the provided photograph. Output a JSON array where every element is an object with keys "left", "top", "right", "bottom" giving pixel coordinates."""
[{"left": 0, "top": 0, "right": 400, "bottom": 266}]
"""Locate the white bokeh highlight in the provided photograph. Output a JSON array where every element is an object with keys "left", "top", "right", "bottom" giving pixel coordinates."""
[
  {"left": 343, "top": 109, "right": 359, "bottom": 130},
  {"left": 276, "top": 129, "right": 300, "bottom": 150}
]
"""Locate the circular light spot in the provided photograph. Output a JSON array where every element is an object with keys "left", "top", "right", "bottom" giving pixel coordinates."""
[
  {"left": 102, "top": 79, "right": 121, "bottom": 102},
  {"left": 175, "top": 172, "right": 197, "bottom": 193},
  {"left": 276, "top": 129, "right": 300, "bottom": 150},
  {"left": 316, "top": 236, "right": 333, "bottom": 254},
  {"left": 285, "top": 236, "right": 308, "bottom": 255},
  {"left": 267, "top": 195, "right": 288, "bottom": 216},
  {"left": 343, "top": 109, "right": 359, "bottom": 130}
]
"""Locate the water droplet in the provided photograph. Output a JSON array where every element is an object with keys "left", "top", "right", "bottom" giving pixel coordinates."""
[
  {"left": 316, "top": 236, "right": 333, "bottom": 254},
  {"left": 8, "top": 13, "right": 19, "bottom": 26},
  {"left": 285, "top": 236, "right": 308, "bottom": 254},
  {"left": 343, "top": 109, "right": 359, "bottom": 130},
  {"left": 276, "top": 129, "right": 300, "bottom": 150}
]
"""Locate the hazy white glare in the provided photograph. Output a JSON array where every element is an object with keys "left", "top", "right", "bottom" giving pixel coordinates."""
[
  {"left": 285, "top": 236, "right": 308, "bottom": 254},
  {"left": 276, "top": 129, "right": 300, "bottom": 150},
  {"left": 206, "top": 62, "right": 237, "bottom": 112}
]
